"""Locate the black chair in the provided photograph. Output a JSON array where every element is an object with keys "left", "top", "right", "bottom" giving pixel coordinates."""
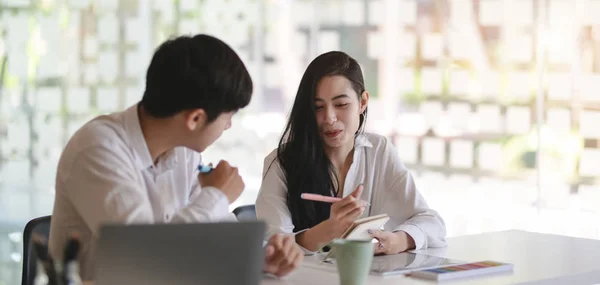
[
  {"left": 22, "top": 215, "right": 51, "bottom": 285},
  {"left": 232, "top": 205, "right": 256, "bottom": 221}
]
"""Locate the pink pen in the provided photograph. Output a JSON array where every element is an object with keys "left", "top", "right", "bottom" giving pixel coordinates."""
[
  {"left": 300, "top": 193, "right": 342, "bottom": 203},
  {"left": 300, "top": 193, "right": 370, "bottom": 206}
]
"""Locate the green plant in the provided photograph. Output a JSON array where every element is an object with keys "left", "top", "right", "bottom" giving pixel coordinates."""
[
  {"left": 502, "top": 126, "right": 583, "bottom": 180},
  {"left": 401, "top": 91, "right": 425, "bottom": 106}
]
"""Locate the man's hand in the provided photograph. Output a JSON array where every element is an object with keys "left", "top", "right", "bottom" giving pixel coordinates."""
[
  {"left": 263, "top": 234, "right": 303, "bottom": 277},
  {"left": 198, "top": 160, "right": 244, "bottom": 203}
]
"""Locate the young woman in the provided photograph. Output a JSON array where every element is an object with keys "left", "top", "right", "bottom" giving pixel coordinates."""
[{"left": 256, "top": 51, "right": 446, "bottom": 255}]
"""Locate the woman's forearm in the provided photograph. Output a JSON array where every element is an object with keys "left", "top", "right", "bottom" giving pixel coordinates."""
[{"left": 295, "top": 219, "right": 344, "bottom": 251}]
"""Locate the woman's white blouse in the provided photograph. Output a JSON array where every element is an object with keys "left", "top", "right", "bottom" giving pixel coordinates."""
[{"left": 256, "top": 133, "right": 447, "bottom": 253}]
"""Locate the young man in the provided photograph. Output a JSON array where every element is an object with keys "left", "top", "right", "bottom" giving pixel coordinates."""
[{"left": 48, "top": 34, "right": 303, "bottom": 281}]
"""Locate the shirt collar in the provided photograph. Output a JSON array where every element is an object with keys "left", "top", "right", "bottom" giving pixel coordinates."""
[
  {"left": 123, "top": 104, "right": 154, "bottom": 170},
  {"left": 355, "top": 133, "right": 373, "bottom": 148},
  {"left": 157, "top": 149, "right": 178, "bottom": 171},
  {"left": 124, "top": 104, "right": 180, "bottom": 171}
]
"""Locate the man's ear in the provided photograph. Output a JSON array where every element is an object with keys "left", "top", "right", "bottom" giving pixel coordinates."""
[
  {"left": 185, "top": 109, "right": 207, "bottom": 131},
  {"left": 360, "top": 91, "right": 370, "bottom": 113}
]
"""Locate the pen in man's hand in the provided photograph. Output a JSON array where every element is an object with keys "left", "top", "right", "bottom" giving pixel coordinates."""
[{"left": 197, "top": 164, "right": 213, "bottom": 173}]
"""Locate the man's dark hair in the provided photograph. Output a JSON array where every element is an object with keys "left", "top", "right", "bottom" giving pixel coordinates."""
[{"left": 141, "top": 34, "right": 253, "bottom": 122}]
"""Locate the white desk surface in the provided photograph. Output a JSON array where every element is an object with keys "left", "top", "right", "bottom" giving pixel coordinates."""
[
  {"left": 262, "top": 230, "right": 600, "bottom": 285},
  {"left": 82, "top": 230, "right": 600, "bottom": 285}
]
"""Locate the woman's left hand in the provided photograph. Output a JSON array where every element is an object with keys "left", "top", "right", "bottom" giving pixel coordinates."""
[{"left": 368, "top": 230, "right": 415, "bottom": 255}]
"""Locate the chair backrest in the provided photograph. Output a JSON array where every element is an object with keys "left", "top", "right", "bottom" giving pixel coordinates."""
[
  {"left": 22, "top": 215, "right": 51, "bottom": 285},
  {"left": 232, "top": 205, "right": 256, "bottom": 221}
]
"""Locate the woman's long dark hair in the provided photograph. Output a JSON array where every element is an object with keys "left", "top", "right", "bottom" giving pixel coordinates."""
[{"left": 276, "top": 51, "right": 367, "bottom": 232}]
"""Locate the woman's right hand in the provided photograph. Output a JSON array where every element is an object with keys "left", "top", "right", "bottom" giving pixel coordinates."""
[
  {"left": 295, "top": 185, "right": 368, "bottom": 251},
  {"left": 327, "top": 184, "right": 367, "bottom": 235}
]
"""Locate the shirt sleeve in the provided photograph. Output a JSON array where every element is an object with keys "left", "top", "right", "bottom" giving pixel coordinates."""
[
  {"left": 378, "top": 139, "right": 447, "bottom": 250},
  {"left": 172, "top": 185, "right": 236, "bottom": 223},
  {"left": 178, "top": 151, "right": 237, "bottom": 222},
  {"left": 255, "top": 151, "right": 316, "bottom": 255},
  {"left": 64, "top": 143, "right": 234, "bottom": 236}
]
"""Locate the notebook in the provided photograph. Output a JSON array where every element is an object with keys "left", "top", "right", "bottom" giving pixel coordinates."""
[
  {"left": 370, "top": 252, "right": 465, "bottom": 276},
  {"left": 341, "top": 214, "right": 390, "bottom": 240},
  {"left": 307, "top": 252, "right": 466, "bottom": 276},
  {"left": 321, "top": 214, "right": 390, "bottom": 261},
  {"left": 408, "top": 260, "right": 514, "bottom": 281}
]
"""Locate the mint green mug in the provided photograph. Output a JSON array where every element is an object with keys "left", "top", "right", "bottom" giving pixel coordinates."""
[{"left": 331, "top": 239, "right": 374, "bottom": 285}]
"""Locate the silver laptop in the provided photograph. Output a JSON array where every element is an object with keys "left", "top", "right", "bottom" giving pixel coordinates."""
[{"left": 95, "top": 222, "right": 266, "bottom": 285}]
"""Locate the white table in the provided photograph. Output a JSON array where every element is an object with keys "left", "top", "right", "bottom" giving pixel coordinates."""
[{"left": 262, "top": 230, "right": 600, "bottom": 285}]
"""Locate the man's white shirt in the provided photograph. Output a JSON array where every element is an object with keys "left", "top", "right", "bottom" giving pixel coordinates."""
[{"left": 49, "top": 105, "right": 236, "bottom": 281}]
